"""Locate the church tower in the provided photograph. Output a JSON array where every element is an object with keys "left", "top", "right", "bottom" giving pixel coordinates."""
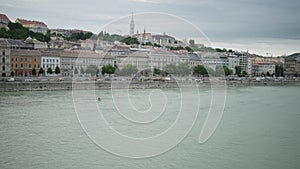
[{"left": 130, "top": 12, "right": 134, "bottom": 36}]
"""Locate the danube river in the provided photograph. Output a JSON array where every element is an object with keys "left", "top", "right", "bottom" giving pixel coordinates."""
[{"left": 0, "top": 86, "right": 299, "bottom": 169}]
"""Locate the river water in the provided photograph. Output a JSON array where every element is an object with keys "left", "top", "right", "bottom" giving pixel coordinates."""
[{"left": 0, "top": 86, "right": 299, "bottom": 169}]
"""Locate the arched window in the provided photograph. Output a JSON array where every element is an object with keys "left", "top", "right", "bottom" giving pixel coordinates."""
[
  {"left": 2, "top": 65, "right": 5, "bottom": 71},
  {"left": 2, "top": 57, "right": 5, "bottom": 63}
]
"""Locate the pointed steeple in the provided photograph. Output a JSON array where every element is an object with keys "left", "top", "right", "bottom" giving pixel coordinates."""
[{"left": 130, "top": 12, "right": 134, "bottom": 36}]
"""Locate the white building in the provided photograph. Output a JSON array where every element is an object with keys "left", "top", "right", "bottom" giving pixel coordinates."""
[
  {"left": 149, "top": 51, "right": 183, "bottom": 70},
  {"left": 238, "top": 52, "right": 252, "bottom": 76},
  {"left": 252, "top": 62, "right": 276, "bottom": 76},
  {"left": 117, "top": 51, "right": 150, "bottom": 71},
  {"left": 227, "top": 54, "right": 240, "bottom": 74},
  {"left": 41, "top": 56, "right": 60, "bottom": 75}
]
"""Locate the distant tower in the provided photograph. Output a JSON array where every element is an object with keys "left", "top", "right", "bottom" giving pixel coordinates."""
[{"left": 130, "top": 12, "right": 134, "bottom": 36}]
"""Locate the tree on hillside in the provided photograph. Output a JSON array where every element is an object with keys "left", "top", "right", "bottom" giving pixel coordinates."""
[
  {"left": 185, "top": 46, "right": 194, "bottom": 52},
  {"left": 0, "top": 22, "right": 51, "bottom": 42},
  {"left": 66, "top": 31, "right": 93, "bottom": 41},
  {"left": 120, "top": 37, "right": 140, "bottom": 45}
]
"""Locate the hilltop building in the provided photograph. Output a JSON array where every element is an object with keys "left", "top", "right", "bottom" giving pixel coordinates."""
[
  {"left": 16, "top": 18, "right": 48, "bottom": 35},
  {"left": 0, "top": 13, "right": 10, "bottom": 30}
]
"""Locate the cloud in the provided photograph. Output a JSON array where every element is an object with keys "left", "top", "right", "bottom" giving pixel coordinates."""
[
  {"left": 128, "top": 0, "right": 162, "bottom": 4},
  {"left": 0, "top": 0, "right": 299, "bottom": 55}
]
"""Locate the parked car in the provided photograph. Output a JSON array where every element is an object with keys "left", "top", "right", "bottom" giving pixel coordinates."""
[
  {"left": 7, "top": 77, "right": 15, "bottom": 82},
  {"left": 24, "top": 78, "right": 33, "bottom": 82}
]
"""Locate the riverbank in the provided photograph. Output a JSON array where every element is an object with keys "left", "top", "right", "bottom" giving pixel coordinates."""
[{"left": 1, "top": 79, "right": 300, "bottom": 91}]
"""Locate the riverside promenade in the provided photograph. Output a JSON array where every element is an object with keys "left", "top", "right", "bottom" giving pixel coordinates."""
[{"left": 1, "top": 79, "right": 300, "bottom": 91}]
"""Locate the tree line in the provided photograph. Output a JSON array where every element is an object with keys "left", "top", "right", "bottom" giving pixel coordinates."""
[{"left": 0, "top": 22, "right": 51, "bottom": 42}]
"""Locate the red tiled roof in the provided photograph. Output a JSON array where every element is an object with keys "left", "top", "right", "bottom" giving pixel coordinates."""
[
  {"left": 0, "top": 13, "right": 10, "bottom": 23},
  {"left": 16, "top": 18, "right": 47, "bottom": 27},
  {"left": 11, "top": 49, "right": 41, "bottom": 56}
]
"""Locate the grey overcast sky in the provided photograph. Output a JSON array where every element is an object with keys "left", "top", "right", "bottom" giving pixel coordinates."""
[{"left": 0, "top": 0, "right": 299, "bottom": 56}]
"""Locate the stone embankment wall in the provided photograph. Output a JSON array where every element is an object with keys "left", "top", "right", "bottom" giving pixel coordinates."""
[{"left": 0, "top": 80, "right": 300, "bottom": 92}]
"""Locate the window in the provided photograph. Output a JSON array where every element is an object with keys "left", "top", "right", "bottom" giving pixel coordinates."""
[
  {"left": 21, "top": 64, "right": 23, "bottom": 68},
  {"left": 11, "top": 64, "right": 13, "bottom": 68},
  {"left": 34, "top": 58, "right": 37, "bottom": 62},
  {"left": 15, "top": 64, "right": 17, "bottom": 68},
  {"left": 43, "top": 59, "right": 45, "bottom": 62},
  {"left": 25, "top": 58, "right": 27, "bottom": 62},
  {"left": 2, "top": 57, "right": 4, "bottom": 63},
  {"left": 2, "top": 66, "right": 4, "bottom": 71},
  {"left": 21, "top": 58, "right": 23, "bottom": 61},
  {"left": 2, "top": 50, "right": 5, "bottom": 56},
  {"left": 29, "top": 64, "right": 31, "bottom": 68},
  {"left": 11, "top": 58, "right": 13, "bottom": 62},
  {"left": 16, "top": 58, "right": 17, "bottom": 61}
]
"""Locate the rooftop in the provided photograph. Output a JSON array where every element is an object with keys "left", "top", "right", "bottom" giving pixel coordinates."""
[
  {"left": 16, "top": 18, "right": 47, "bottom": 27},
  {"left": 0, "top": 13, "right": 10, "bottom": 23}
]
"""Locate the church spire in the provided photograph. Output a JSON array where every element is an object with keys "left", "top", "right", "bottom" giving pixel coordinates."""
[{"left": 130, "top": 12, "right": 134, "bottom": 36}]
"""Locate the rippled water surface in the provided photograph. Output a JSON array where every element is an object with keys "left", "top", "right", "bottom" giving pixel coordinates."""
[{"left": 0, "top": 86, "right": 299, "bottom": 169}]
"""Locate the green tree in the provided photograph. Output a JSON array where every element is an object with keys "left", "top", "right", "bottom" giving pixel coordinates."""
[
  {"left": 119, "top": 64, "right": 138, "bottom": 76},
  {"left": 32, "top": 67, "right": 36, "bottom": 76},
  {"left": 85, "top": 65, "right": 98, "bottom": 76},
  {"left": 165, "top": 64, "right": 177, "bottom": 75},
  {"left": 153, "top": 68, "right": 161, "bottom": 75},
  {"left": 54, "top": 66, "right": 61, "bottom": 74},
  {"left": 80, "top": 67, "right": 85, "bottom": 74},
  {"left": 38, "top": 68, "right": 44, "bottom": 76},
  {"left": 185, "top": 46, "right": 194, "bottom": 52},
  {"left": 101, "top": 64, "right": 116, "bottom": 75},
  {"left": 216, "top": 65, "right": 233, "bottom": 76},
  {"left": 215, "top": 48, "right": 227, "bottom": 52},
  {"left": 120, "top": 37, "right": 140, "bottom": 45},
  {"left": 275, "top": 65, "right": 284, "bottom": 77},
  {"left": 0, "top": 22, "right": 51, "bottom": 42},
  {"left": 206, "top": 66, "right": 215, "bottom": 76},
  {"left": 74, "top": 67, "right": 78, "bottom": 74},
  {"left": 235, "top": 66, "right": 242, "bottom": 77},
  {"left": 144, "top": 42, "right": 153, "bottom": 46},
  {"left": 177, "top": 63, "right": 190, "bottom": 76},
  {"left": 193, "top": 65, "right": 208, "bottom": 76},
  {"left": 47, "top": 67, "right": 53, "bottom": 74}
]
